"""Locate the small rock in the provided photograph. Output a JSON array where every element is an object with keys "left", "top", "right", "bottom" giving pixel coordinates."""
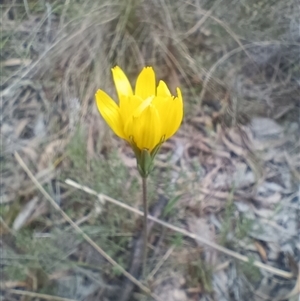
[{"left": 250, "top": 117, "right": 283, "bottom": 139}]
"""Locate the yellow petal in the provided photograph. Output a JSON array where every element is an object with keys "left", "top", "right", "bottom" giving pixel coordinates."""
[
  {"left": 157, "top": 80, "right": 171, "bottom": 97},
  {"left": 95, "top": 90, "right": 126, "bottom": 139},
  {"left": 124, "top": 100, "right": 162, "bottom": 151},
  {"left": 135, "top": 67, "right": 156, "bottom": 99},
  {"left": 111, "top": 66, "right": 133, "bottom": 101},
  {"left": 153, "top": 87, "right": 183, "bottom": 140},
  {"left": 119, "top": 95, "right": 143, "bottom": 125},
  {"left": 132, "top": 96, "right": 154, "bottom": 118}
]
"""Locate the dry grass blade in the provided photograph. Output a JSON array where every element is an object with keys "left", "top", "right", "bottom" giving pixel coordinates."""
[
  {"left": 7, "top": 289, "right": 77, "bottom": 301},
  {"left": 147, "top": 246, "right": 175, "bottom": 281},
  {"left": 14, "top": 152, "right": 163, "bottom": 301},
  {"left": 198, "top": 41, "right": 281, "bottom": 105},
  {"left": 277, "top": 270, "right": 300, "bottom": 301},
  {"left": 184, "top": 1, "right": 218, "bottom": 37},
  {"left": 189, "top": 4, "right": 253, "bottom": 60},
  {"left": 65, "top": 179, "right": 295, "bottom": 280}
]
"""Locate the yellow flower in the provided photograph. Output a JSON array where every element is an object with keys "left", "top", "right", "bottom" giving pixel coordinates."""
[{"left": 95, "top": 66, "right": 183, "bottom": 151}]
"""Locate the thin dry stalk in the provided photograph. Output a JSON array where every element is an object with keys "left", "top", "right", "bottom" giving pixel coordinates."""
[
  {"left": 7, "top": 289, "right": 77, "bottom": 301},
  {"left": 14, "top": 152, "right": 163, "bottom": 301},
  {"left": 198, "top": 41, "right": 282, "bottom": 106},
  {"left": 147, "top": 246, "right": 175, "bottom": 281},
  {"left": 65, "top": 178, "right": 294, "bottom": 280}
]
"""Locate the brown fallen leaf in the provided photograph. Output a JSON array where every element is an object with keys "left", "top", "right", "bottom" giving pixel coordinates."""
[
  {"left": 221, "top": 131, "right": 246, "bottom": 156},
  {"left": 202, "top": 164, "right": 222, "bottom": 188},
  {"left": 21, "top": 146, "right": 38, "bottom": 162},
  {"left": 254, "top": 241, "right": 268, "bottom": 262},
  {"left": 15, "top": 119, "right": 30, "bottom": 137},
  {"left": 227, "top": 127, "right": 244, "bottom": 147}
]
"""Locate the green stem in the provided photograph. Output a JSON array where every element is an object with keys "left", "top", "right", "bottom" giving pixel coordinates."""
[{"left": 142, "top": 176, "right": 148, "bottom": 277}]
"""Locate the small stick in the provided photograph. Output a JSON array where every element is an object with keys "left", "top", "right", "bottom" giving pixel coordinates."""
[
  {"left": 7, "top": 289, "right": 76, "bottom": 301},
  {"left": 147, "top": 246, "right": 175, "bottom": 281},
  {"left": 65, "top": 178, "right": 295, "bottom": 279},
  {"left": 14, "top": 152, "right": 162, "bottom": 301}
]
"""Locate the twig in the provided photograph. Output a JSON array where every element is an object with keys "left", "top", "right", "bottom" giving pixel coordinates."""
[
  {"left": 7, "top": 289, "right": 76, "bottom": 301},
  {"left": 147, "top": 246, "right": 175, "bottom": 281},
  {"left": 65, "top": 178, "right": 294, "bottom": 280},
  {"left": 14, "top": 152, "right": 162, "bottom": 301}
]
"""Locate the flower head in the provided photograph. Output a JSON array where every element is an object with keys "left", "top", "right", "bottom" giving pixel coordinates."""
[{"left": 95, "top": 66, "right": 183, "bottom": 177}]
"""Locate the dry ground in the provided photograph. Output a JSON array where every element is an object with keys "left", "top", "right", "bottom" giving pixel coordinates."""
[{"left": 1, "top": 1, "right": 300, "bottom": 301}]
